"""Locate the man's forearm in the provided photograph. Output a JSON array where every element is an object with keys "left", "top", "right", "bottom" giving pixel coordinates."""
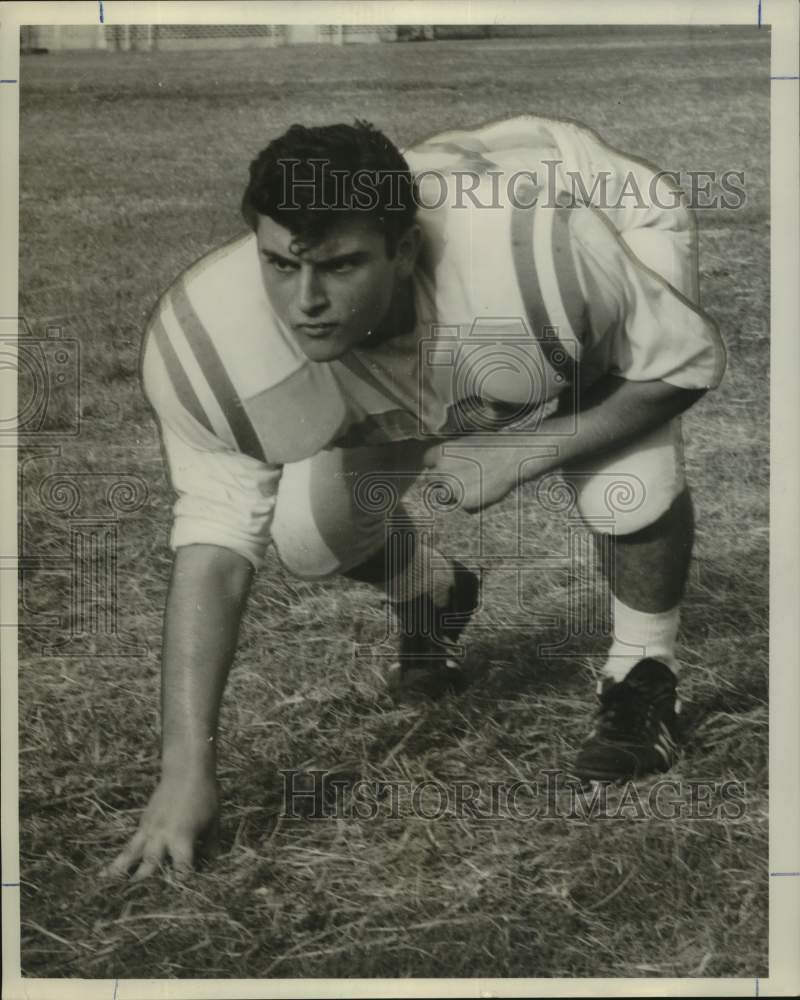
[
  {"left": 160, "top": 544, "right": 254, "bottom": 777},
  {"left": 523, "top": 375, "right": 706, "bottom": 478},
  {"left": 425, "top": 375, "right": 708, "bottom": 512}
]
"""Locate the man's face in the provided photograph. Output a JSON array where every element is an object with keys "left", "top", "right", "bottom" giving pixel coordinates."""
[{"left": 256, "top": 213, "right": 418, "bottom": 363}]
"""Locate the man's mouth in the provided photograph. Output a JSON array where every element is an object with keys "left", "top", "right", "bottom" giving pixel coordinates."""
[{"left": 295, "top": 322, "right": 339, "bottom": 338}]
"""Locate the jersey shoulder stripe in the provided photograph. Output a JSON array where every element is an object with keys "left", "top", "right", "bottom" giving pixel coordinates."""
[
  {"left": 147, "top": 314, "right": 214, "bottom": 437},
  {"left": 539, "top": 201, "right": 586, "bottom": 354},
  {"left": 510, "top": 196, "right": 583, "bottom": 386},
  {"left": 168, "top": 276, "right": 267, "bottom": 463}
]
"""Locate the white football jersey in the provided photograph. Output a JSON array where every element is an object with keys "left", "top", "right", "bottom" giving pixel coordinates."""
[{"left": 141, "top": 115, "right": 725, "bottom": 566}]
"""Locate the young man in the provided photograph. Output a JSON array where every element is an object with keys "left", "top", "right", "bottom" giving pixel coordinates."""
[{"left": 106, "top": 117, "right": 724, "bottom": 880}]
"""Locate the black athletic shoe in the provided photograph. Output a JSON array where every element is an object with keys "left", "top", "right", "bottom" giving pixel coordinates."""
[
  {"left": 573, "top": 658, "right": 681, "bottom": 783},
  {"left": 387, "top": 561, "right": 480, "bottom": 701}
]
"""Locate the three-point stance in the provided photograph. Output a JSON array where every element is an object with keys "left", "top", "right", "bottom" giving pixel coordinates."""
[{"left": 107, "top": 117, "right": 724, "bottom": 880}]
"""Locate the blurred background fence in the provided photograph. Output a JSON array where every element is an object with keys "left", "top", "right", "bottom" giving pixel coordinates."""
[{"left": 19, "top": 24, "right": 548, "bottom": 52}]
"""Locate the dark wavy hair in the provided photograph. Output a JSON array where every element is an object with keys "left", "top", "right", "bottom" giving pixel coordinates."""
[{"left": 241, "top": 120, "right": 417, "bottom": 255}]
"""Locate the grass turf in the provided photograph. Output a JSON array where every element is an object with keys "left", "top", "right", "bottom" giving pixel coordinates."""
[{"left": 17, "top": 26, "right": 769, "bottom": 979}]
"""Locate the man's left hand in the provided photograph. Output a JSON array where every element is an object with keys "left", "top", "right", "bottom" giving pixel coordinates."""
[{"left": 422, "top": 441, "right": 550, "bottom": 513}]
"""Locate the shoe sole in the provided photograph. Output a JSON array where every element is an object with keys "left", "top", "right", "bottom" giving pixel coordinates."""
[
  {"left": 572, "top": 758, "right": 677, "bottom": 785},
  {"left": 387, "top": 660, "right": 469, "bottom": 701}
]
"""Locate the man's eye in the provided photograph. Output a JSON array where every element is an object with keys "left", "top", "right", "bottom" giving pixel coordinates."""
[
  {"left": 263, "top": 256, "right": 297, "bottom": 273},
  {"left": 329, "top": 260, "right": 356, "bottom": 274}
]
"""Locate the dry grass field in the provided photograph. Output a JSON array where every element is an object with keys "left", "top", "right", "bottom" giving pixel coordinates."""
[{"left": 17, "top": 26, "right": 769, "bottom": 980}]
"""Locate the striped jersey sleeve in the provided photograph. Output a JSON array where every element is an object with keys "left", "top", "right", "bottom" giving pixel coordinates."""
[
  {"left": 407, "top": 114, "right": 692, "bottom": 239},
  {"left": 414, "top": 165, "right": 723, "bottom": 417},
  {"left": 141, "top": 291, "right": 282, "bottom": 570},
  {"left": 566, "top": 206, "right": 726, "bottom": 390}
]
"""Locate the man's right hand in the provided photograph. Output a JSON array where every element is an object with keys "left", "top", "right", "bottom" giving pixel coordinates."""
[
  {"left": 102, "top": 771, "right": 220, "bottom": 881},
  {"left": 102, "top": 545, "right": 253, "bottom": 882}
]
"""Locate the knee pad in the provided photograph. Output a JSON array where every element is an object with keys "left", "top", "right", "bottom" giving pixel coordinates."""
[
  {"left": 270, "top": 514, "right": 341, "bottom": 580},
  {"left": 269, "top": 459, "right": 342, "bottom": 579},
  {"left": 271, "top": 457, "right": 388, "bottom": 579},
  {"left": 570, "top": 471, "right": 677, "bottom": 536},
  {"left": 558, "top": 418, "right": 685, "bottom": 536}
]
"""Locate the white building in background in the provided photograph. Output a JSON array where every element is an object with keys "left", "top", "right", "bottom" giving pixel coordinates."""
[{"left": 20, "top": 24, "right": 398, "bottom": 52}]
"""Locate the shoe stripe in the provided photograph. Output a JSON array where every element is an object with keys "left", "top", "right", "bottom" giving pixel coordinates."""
[
  {"left": 659, "top": 723, "right": 678, "bottom": 753},
  {"left": 655, "top": 728, "right": 678, "bottom": 763},
  {"left": 654, "top": 742, "right": 672, "bottom": 766}
]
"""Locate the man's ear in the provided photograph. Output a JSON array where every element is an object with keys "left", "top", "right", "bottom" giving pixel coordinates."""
[{"left": 394, "top": 224, "right": 422, "bottom": 278}]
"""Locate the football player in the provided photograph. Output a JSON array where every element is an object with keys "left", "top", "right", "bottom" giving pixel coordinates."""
[{"left": 105, "top": 116, "right": 724, "bottom": 880}]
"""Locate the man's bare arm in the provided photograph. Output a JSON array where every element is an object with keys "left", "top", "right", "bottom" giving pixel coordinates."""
[
  {"left": 527, "top": 375, "right": 706, "bottom": 472},
  {"left": 104, "top": 544, "right": 253, "bottom": 880},
  {"left": 426, "top": 376, "right": 706, "bottom": 510}
]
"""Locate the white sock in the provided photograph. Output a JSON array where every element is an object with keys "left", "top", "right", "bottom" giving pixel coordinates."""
[{"left": 603, "top": 597, "right": 680, "bottom": 683}]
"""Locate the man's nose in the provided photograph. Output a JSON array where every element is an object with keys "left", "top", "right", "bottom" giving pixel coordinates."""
[{"left": 298, "top": 267, "right": 329, "bottom": 315}]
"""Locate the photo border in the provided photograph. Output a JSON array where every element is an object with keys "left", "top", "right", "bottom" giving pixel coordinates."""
[{"left": 1, "top": 2, "right": 797, "bottom": 998}]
